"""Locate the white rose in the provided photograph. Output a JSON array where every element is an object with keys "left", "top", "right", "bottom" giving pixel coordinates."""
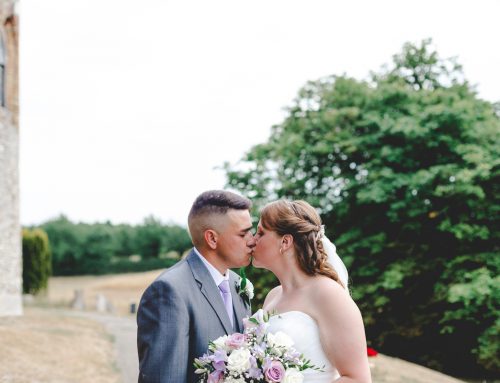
[
  {"left": 225, "top": 377, "right": 246, "bottom": 383},
  {"left": 227, "top": 348, "right": 251, "bottom": 373},
  {"left": 245, "top": 279, "right": 254, "bottom": 299},
  {"left": 283, "top": 368, "right": 304, "bottom": 383},
  {"left": 212, "top": 335, "right": 229, "bottom": 351},
  {"left": 267, "top": 331, "right": 294, "bottom": 349}
]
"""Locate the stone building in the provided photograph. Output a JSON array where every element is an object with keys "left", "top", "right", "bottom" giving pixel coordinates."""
[{"left": 0, "top": 0, "right": 20, "bottom": 316}]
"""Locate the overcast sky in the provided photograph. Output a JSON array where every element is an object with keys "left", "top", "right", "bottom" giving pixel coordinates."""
[{"left": 19, "top": 0, "right": 500, "bottom": 227}]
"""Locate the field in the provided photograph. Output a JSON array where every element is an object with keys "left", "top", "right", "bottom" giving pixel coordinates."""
[
  {"left": 0, "top": 307, "right": 120, "bottom": 383},
  {"left": 0, "top": 270, "right": 477, "bottom": 383},
  {"left": 40, "top": 269, "right": 163, "bottom": 315}
]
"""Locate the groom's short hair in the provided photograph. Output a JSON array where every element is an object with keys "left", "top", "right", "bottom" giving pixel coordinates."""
[{"left": 188, "top": 190, "right": 251, "bottom": 247}]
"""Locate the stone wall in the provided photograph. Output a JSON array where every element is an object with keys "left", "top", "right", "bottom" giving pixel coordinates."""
[{"left": 0, "top": 0, "right": 20, "bottom": 316}]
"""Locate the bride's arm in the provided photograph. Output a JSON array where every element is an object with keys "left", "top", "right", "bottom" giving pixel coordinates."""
[{"left": 315, "top": 280, "right": 372, "bottom": 383}]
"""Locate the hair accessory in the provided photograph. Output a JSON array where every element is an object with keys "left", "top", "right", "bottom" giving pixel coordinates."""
[{"left": 315, "top": 224, "right": 325, "bottom": 241}]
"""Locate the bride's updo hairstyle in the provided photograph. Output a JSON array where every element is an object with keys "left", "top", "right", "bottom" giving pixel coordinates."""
[{"left": 260, "top": 200, "right": 344, "bottom": 287}]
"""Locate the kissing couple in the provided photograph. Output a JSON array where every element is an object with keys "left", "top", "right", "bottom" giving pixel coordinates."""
[{"left": 137, "top": 190, "right": 372, "bottom": 383}]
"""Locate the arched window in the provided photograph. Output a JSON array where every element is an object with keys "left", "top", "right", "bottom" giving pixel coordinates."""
[{"left": 0, "top": 35, "right": 5, "bottom": 107}]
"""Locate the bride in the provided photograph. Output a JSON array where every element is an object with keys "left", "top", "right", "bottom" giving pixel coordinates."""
[{"left": 253, "top": 200, "right": 372, "bottom": 383}]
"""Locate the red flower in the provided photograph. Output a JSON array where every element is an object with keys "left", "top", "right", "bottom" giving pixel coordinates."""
[{"left": 367, "top": 347, "right": 378, "bottom": 357}]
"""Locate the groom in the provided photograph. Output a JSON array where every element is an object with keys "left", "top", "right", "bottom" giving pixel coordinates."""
[{"left": 137, "top": 190, "right": 255, "bottom": 383}]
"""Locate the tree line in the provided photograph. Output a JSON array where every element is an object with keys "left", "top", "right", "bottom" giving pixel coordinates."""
[{"left": 27, "top": 215, "right": 192, "bottom": 276}]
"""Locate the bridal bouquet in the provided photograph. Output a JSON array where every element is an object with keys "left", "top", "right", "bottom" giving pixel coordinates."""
[{"left": 193, "top": 309, "right": 321, "bottom": 383}]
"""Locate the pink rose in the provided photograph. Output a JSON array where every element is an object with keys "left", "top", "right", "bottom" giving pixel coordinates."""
[
  {"left": 225, "top": 333, "right": 246, "bottom": 349},
  {"left": 264, "top": 360, "right": 285, "bottom": 382}
]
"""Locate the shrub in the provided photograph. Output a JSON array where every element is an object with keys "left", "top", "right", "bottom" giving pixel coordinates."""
[{"left": 22, "top": 228, "right": 52, "bottom": 294}]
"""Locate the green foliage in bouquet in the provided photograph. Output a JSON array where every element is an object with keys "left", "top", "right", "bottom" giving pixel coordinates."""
[
  {"left": 225, "top": 39, "right": 500, "bottom": 378},
  {"left": 22, "top": 228, "right": 52, "bottom": 294}
]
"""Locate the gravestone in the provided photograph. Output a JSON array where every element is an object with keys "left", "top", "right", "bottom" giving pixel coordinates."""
[
  {"left": 96, "top": 293, "right": 107, "bottom": 312},
  {"left": 71, "top": 289, "right": 85, "bottom": 310}
]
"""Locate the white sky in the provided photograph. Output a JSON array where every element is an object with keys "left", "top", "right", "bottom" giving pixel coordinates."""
[{"left": 19, "top": 0, "right": 500, "bottom": 227}]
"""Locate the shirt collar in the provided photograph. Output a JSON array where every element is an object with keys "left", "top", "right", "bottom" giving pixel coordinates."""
[{"left": 194, "top": 247, "right": 229, "bottom": 287}]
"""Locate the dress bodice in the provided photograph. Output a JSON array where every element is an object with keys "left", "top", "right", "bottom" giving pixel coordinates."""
[{"left": 267, "top": 311, "right": 340, "bottom": 382}]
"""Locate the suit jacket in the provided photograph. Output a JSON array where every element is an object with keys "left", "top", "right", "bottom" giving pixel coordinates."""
[{"left": 137, "top": 249, "right": 251, "bottom": 383}]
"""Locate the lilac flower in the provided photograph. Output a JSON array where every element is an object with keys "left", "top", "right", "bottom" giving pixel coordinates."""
[
  {"left": 262, "top": 356, "right": 273, "bottom": 371},
  {"left": 284, "top": 350, "right": 302, "bottom": 364},
  {"left": 198, "top": 353, "right": 212, "bottom": 364},
  {"left": 249, "top": 355, "right": 257, "bottom": 367},
  {"left": 256, "top": 322, "right": 269, "bottom": 339},
  {"left": 246, "top": 355, "right": 264, "bottom": 379},
  {"left": 251, "top": 343, "right": 266, "bottom": 358},
  {"left": 212, "top": 360, "right": 226, "bottom": 372},
  {"left": 213, "top": 350, "right": 227, "bottom": 363},
  {"left": 247, "top": 365, "right": 264, "bottom": 379}
]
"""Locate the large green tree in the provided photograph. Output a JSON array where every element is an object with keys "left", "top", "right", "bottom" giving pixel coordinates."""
[{"left": 225, "top": 40, "right": 499, "bottom": 377}]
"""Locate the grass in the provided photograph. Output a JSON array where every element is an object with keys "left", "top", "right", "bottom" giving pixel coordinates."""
[{"left": 0, "top": 307, "right": 121, "bottom": 383}]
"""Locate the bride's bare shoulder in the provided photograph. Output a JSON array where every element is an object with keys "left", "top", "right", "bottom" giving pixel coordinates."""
[
  {"left": 263, "top": 285, "right": 282, "bottom": 310},
  {"left": 311, "top": 276, "right": 351, "bottom": 304},
  {"left": 312, "top": 276, "right": 360, "bottom": 319}
]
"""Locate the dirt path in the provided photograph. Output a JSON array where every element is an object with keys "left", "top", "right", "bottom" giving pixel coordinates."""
[
  {"left": 67, "top": 311, "right": 138, "bottom": 383},
  {"left": 370, "top": 354, "right": 467, "bottom": 383},
  {"left": 0, "top": 307, "right": 122, "bottom": 383}
]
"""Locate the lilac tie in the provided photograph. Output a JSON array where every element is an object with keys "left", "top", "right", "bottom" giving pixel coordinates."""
[{"left": 218, "top": 279, "right": 234, "bottom": 328}]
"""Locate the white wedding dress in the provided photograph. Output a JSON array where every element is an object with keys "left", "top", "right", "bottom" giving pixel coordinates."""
[{"left": 268, "top": 311, "right": 340, "bottom": 382}]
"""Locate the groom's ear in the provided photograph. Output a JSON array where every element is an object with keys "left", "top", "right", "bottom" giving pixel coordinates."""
[{"left": 204, "top": 229, "right": 218, "bottom": 250}]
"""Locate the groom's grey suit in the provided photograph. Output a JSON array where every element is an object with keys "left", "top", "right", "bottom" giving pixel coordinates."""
[{"left": 137, "top": 249, "right": 251, "bottom": 383}]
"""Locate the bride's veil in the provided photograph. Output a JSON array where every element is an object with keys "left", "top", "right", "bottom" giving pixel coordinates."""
[{"left": 319, "top": 226, "right": 349, "bottom": 289}]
